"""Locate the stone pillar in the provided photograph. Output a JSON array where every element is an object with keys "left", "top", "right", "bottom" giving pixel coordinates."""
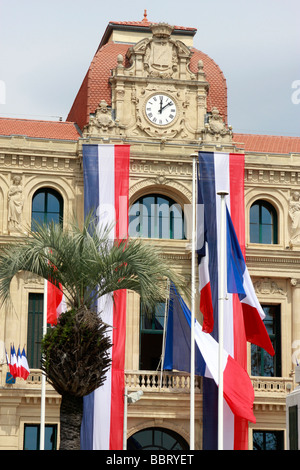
[{"left": 290, "top": 278, "right": 300, "bottom": 367}]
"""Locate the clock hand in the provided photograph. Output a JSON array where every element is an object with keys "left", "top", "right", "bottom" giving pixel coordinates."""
[
  {"left": 159, "top": 97, "right": 163, "bottom": 114},
  {"left": 161, "top": 101, "right": 173, "bottom": 112}
]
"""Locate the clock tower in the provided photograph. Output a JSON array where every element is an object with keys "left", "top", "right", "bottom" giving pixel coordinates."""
[{"left": 72, "top": 19, "right": 232, "bottom": 146}]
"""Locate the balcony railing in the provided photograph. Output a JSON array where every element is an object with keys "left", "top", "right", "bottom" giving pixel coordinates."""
[
  {"left": 125, "top": 370, "right": 201, "bottom": 393},
  {"left": 0, "top": 365, "right": 295, "bottom": 397},
  {"left": 251, "top": 375, "right": 294, "bottom": 395}
]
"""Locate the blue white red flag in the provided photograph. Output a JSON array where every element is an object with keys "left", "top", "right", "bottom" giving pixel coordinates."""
[
  {"left": 197, "top": 151, "right": 268, "bottom": 450},
  {"left": 163, "top": 284, "right": 256, "bottom": 423},
  {"left": 10, "top": 345, "right": 17, "bottom": 378},
  {"left": 7, "top": 345, "right": 30, "bottom": 380},
  {"left": 19, "top": 347, "right": 30, "bottom": 380},
  {"left": 81, "top": 144, "right": 130, "bottom": 450},
  {"left": 226, "top": 207, "right": 275, "bottom": 356}
]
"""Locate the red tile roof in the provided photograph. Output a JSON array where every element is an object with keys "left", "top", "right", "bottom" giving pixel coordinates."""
[
  {"left": 234, "top": 133, "right": 300, "bottom": 154},
  {"left": 67, "top": 43, "right": 228, "bottom": 130},
  {"left": 0, "top": 117, "right": 81, "bottom": 141},
  {"left": 67, "top": 43, "right": 130, "bottom": 130},
  {"left": 189, "top": 48, "right": 228, "bottom": 124}
]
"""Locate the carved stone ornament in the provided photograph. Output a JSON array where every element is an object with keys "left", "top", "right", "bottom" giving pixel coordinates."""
[
  {"left": 253, "top": 277, "right": 285, "bottom": 296},
  {"left": 202, "top": 107, "right": 233, "bottom": 143},
  {"left": 8, "top": 174, "right": 24, "bottom": 234},
  {"left": 83, "top": 100, "right": 125, "bottom": 137},
  {"left": 289, "top": 191, "right": 300, "bottom": 247},
  {"left": 126, "top": 23, "right": 194, "bottom": 80}
]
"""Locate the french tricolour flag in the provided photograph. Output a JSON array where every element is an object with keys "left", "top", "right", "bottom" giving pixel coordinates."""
[
  {"left": 197, "top": 151, "right": 274, "bottom": 450},
  {"left": 163, "top": 284, "right": 256, "bottom": 424},
  {"left": 81, "top": 144, "right": 130, "bottom": 450}
]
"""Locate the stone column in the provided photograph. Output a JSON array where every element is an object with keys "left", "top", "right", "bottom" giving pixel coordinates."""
[{"left": 290, "top": 278, "right": 300, "bottom": 366}]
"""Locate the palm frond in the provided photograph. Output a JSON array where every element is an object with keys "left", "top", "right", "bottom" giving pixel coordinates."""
[{"left": 0, "top": 217, "right": 187, "bottom": 311}]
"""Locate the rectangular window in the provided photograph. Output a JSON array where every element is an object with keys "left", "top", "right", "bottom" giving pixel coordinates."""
[
  {"left": 27, "top": 293, "right": 44, "bottom": 369},
  {"left": 289, "top": 405, "right": 298, "bottom": 450},
  {"left": 24, "top": 424, "right": 57, "bottom": 450},
  {"left": 251, "top": 304, "right": 281, "bottom": 377},
  {"left": 139, "top": 302, "right": 165, "bottom": 370},
  {"left": 253, "top": 430, "right": 284, "bottom": 450}
]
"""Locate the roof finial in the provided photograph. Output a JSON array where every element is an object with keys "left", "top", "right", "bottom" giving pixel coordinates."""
[{"left": 142, "top": 9, "right": 148, "bottom": 23}]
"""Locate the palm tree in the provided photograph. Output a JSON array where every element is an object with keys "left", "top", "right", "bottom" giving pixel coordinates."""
[{"left": 0, "top": 217, "right": 185, "bottom": 450}]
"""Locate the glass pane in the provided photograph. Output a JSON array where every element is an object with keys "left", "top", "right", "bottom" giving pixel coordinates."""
[
  {"left": 261, "top": 223, "right": 272, "bottom": 244},
  {"left": 47, "top": 193, "right": 60, "bottom": 212},
  {"left": 45, "top": 426, "right": 57, "bottom": 450},
  {"left": 250, "top": 204, "right": 259, "bottom": 223},
  {"left": 32, "top": 192, "right": 45, "bottom": 212},
  {"left": 141, "top": 303, "right": 165, "bottom": 331},
  {"left": 45, "top": 212, "right": 60, "bottom": 225},
  {"left": 129, "top": 203, "right": 141, "bottom": 237},
  {"left": 250, "top": 204, "right": 259, "bottom": 242},
  {"left": 31, "top": 213, "right": 45, "bottom": 229},
  {"left": 24, "top": 425, "right": 39, "bottom": 450},
  {"left": 261, "top": 205, "right": 272, "bottom": 224},
  {"left": 250, "top": 222, "right": 259, "bottom": 243},
  {"left": 171, "top": 203, "right": 184, "bottom": 239}
]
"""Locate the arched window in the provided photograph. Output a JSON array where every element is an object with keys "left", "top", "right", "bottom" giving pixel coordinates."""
[
  {"left": 127, "top": 427, "right": 189, "bottom": 450},
  {"left": 31, "top": 188, "right": 63, "bottom": 229},
  {"left": 250, "top": 200, "right": 278, "bottom": 244},
  {"left": 129, "top": 194, "right": 185, "bottom": 239}
]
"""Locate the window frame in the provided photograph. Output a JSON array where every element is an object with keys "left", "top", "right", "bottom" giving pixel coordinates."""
[
  {"left": 139, "top": 302, "right": 166, "bottom": 371},
  {"left": 31, "top": 187, "right": 63, "bottom": 229},
  {"left": 23, "top": 423, "right": 57, "bottom": 450},
  {"left": 252, "top": 430, "right": 284, "bottom": 450},
  {"left": 129, "top": 194, "right": 185, "bottom": 240},
  {"left": 27, "top": 293, "right": 44, "bottom": 369},
  {"left": 251, "top": 304, "right": 281, "bottom": 377},
  {"left": 249, "top": 200, "right": 278, "bottom": 244}
]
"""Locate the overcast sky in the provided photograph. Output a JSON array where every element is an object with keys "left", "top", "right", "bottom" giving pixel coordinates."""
[{"left": 0, "top": 0, "right": 299, "bottom": 137}]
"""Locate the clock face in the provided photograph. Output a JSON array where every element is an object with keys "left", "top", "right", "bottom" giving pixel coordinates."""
[{"left": 145, "top": 94, "right": 177, "bottom": 126}]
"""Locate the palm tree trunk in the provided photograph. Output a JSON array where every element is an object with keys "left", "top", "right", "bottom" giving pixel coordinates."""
[{"left": 59, "top": 393, "right": 83, "bottom": 450}]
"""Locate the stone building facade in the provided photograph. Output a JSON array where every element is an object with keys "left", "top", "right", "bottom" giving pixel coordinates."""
[{"left": 0, "top": 14, "right": 300, "bottom": 450}]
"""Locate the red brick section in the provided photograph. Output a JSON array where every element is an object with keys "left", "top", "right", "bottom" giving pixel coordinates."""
[
  {"left": 0, "top": 117, "right": 81, "bottom": 140},
  {"left": 234, "top": 133, "right": 300, "bottom": 154}
]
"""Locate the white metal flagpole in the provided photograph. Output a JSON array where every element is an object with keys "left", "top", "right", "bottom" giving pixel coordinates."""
[
  {"left": 190, "top": 153, "right": 198, "bottom": 450},
  {"left": 40, "top": 278, "right": 47, "bottom": 450},
  {"left": 217, "top": 191, "right": 228, "bottom": 451}
]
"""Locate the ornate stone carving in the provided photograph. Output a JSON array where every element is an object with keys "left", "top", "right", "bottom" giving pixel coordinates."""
[
  {"left": 202, "top": 107, "right": 232, "bottom": 143},
  {"left": 253, "top": 277, "right": 285, "bottom": 296},
  {"left": 126, "top": 23, "right": 194, "bottom": 80},
  {"left": 83, "top": 100, "right": 125, "bottom": 137},
  {"left": 289, "top": 191, "right": 300, "bottom": 247},
  {"left": 8, "top": 174, "right": 24, "bottom": 234}
]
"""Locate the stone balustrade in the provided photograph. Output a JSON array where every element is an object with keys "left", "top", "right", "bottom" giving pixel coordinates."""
[{"left": 0, "top": 365, "right": 295, "bottom": 398}]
